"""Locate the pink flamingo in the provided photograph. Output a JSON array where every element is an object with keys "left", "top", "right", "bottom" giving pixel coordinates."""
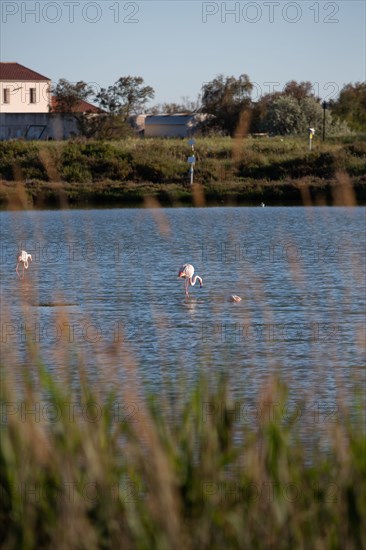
[
  {"left": 16, "top": 250, "right": 32, "bottom": 279},
  {"left": 178, "top": 264, "right": 203, "bottom": 297}
]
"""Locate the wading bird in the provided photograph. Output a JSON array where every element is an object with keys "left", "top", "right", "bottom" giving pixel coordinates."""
[
  {"left": 178, "top": 264, "right": 203, "bottom": 297},
  {"left": 16, "top": 250, "right": 32, "bottom": 279}
]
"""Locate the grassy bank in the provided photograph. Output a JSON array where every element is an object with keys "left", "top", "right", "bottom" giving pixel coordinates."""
[
  {"left": 1, "top": 135, "right": 365, "bottom": 208},
  {"left": 1, "top": 359, "right": 365, "bottom": 549}
]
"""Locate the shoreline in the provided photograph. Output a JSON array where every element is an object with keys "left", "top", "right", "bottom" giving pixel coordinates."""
[{"left": 1, "top": 177, "right": 364, "bottom": 209}]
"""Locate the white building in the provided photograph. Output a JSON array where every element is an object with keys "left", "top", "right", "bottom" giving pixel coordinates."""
[
  {"left": 0, "top": 62, "right": 104, "bottom": 140},
  {"left": 144, "top": 113, "right": 208, "bottom": 138},
  {"left": 0, "top": 62, "right": 51, "bottom": 113}
]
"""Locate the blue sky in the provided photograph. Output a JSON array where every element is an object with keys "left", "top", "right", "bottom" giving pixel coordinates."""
[{"left": 1, "top": 1, "right": 365, "bottom": 106}]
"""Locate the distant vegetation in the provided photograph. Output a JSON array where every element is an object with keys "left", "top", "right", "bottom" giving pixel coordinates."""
[
  {"left": 0, "top": 135, "right": 365, "bottom": 207},
  {"left": 51, "top": 75, "right": 365, "bottom": 139}
]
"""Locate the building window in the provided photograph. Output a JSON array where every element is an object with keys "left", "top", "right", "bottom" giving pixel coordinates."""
[
  {"left": 3, "top": 88, "right": 10, "bottom": 103},
  {"left": 30, "top": 88, "right": 36, "bottom": 104}
]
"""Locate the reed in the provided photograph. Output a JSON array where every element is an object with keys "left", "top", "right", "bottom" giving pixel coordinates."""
[{"left": 1, "top": 355, "right": 365, "bottom": 549}]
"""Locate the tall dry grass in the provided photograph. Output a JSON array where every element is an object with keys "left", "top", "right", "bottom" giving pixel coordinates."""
[{"left": 1, "top": 356, "right": 365, "bottom": 549}]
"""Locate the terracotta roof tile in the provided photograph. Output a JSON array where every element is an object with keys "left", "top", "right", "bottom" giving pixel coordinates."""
[
  {"left": 0, "top": 62, "right": 50, "bottom": 81},
  {"left": 51, "top": 96, "right": 104, "bottom": 113}
]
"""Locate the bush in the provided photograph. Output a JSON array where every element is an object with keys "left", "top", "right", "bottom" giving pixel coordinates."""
[
  {"left": 132, "top": 147, "right": 187, "bottom": 183},
  {"left": 344, "top": 142, "right": 366, "bottom": 158},
  {"left": 60, "top": 142, "right": 133, "bottom": 182},
  {"left": 0, "top": 141, "right": 48, "bottom": 181},
  {"left": 60, "top": 164, "right": 92, "bottom": 183},
  {"left": 237, "top": 151, "right": 341, "bottom": 180}
]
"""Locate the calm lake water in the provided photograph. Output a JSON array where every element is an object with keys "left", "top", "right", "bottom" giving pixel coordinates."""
[{"left": 1, "top": 207, "right": 365, "bottom": 418}]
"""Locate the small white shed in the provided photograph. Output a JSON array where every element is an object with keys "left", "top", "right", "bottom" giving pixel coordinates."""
[{"left": 144, "top": 113, "right": 206, "bottom": 138}]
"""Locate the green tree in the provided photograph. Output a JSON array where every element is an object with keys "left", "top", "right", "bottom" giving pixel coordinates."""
[
  {"left": 300, "top": 97, "right": 324, "bottom": 131},
  {"left": 330, "top": 82, "right": 366, "bottom": 132},
  {"left": 76, "top": 114, "right": 134, "bottom": 139},
  {"left": 96, "top": 76, "right": 155, "bottom": 117},
  {"left": 150, "top": 97, "right": 200, "bottom": 115},
  {"left": 283, "top": 80, "right": 316, "bottom": 101},
  {"left": 264, "top": 96, "right": 306, "bottom": 135},
  {"left": 51, "top": 79, "right": 95, "bottom": 112},
  {"left": 252, "top": 80, "right": 351, "bottom": 137},
  {"left": 201, "top": 74, "right": 253, "bottom": 136},
  {"left": 250, "top": 91, "right": 281, "bottom": 133},
  {"left": 51, "top": 79, "right": 107, "bottom": 138},
  {"left": 299, "top": 97, "right": 347, "bottom": 137},
  {"left": 251, "top": 80, "right": 318, "bottom": 134},
  {"left": 52, "top": 78, "right": 141, "bottom": 139},
  {"left": 262, "top": 95, "right": 350, "bottom": 137}
]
